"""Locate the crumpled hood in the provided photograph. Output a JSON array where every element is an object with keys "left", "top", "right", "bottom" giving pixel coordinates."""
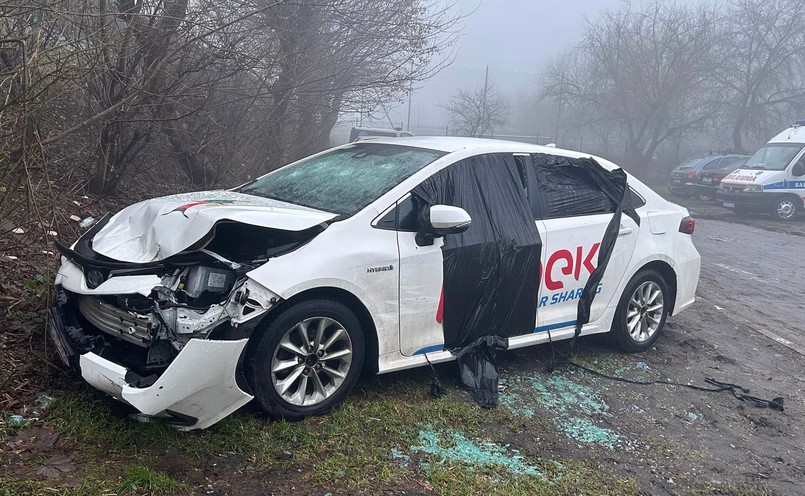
[
  {"left": 721, "top": 169, "right": 785, "bottom": 186},
  {"left": 92, "top": 190, "right": 337, "bottom": 263}
]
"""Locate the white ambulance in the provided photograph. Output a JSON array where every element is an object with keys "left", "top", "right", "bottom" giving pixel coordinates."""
[{"left": 717, "top": 121, "right": 805, "bottom": 220}]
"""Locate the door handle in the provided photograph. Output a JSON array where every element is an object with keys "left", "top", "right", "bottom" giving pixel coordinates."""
[{"left": 618, "top": 226, "right": 633, "bottom": 236}]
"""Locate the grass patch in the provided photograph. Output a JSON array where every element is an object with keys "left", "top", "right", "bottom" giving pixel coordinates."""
[
  {"left": 0, "top": 476, "right": 116, "bottom": 496},
  {"left": 38, "top": 370, "right": 642, "bottom": 494},
  {"left": 118, "top": 466, "right": 182, "bottom": 495},
  {"left": 651, "top": 185, "right": 676, "bottom": 202},
  {"left": 43, "top": 391, "right": 300, "bottom": 464},
  {"left": 423, "top": 460, "right": 638, "bottom": 496}
]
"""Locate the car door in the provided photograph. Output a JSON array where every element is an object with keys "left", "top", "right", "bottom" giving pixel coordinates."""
[
  {"left": 535, "top": 168, "right": 640, "bottom": 333},
  {"left": 396, "top": 153, "right": 540, "bottom": 355},
  {"left": 375, "top": 194, "right": 446, "bottom": 356}
]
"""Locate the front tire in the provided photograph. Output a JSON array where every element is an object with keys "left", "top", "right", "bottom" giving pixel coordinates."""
[
  {"left": 610, "top": 270, "right": 669, "bottom": 352},
  {"left": 247, "top": 299, "right": 365, "bottom": 419},
  {"left": 772, "top": 196, "right": 798, "bottom": 221}
]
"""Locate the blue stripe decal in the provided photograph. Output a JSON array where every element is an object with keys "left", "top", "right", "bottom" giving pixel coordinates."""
[
  {"left": 534, "top": 320, "right": 577, "bottom": 333},
  {"left": 413, "top": 320, "right": 578, "bottom": 355},
  {"left": 413, "top": 344, "right": 445, "bottom": 355},
  {"left": 764, "top": 180, "right": 805, "bottom": 190},
  {"left": 763, "top": 181, "right": 788, "bottom": 190}
]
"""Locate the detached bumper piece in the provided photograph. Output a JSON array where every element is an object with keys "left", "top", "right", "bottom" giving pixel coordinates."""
[{"left": 47, "top": 303, "right": 254, "bottom": 430}]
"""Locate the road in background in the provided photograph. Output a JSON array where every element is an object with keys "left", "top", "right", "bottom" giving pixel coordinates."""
[{"left": 692, "top": 217, "right": 805, "bottom": 355}]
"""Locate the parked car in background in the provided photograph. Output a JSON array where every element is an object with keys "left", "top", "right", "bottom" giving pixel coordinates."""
[
  {"left": 688, "top": 155, "right": 749, "bottom": 200},
  {"left": 668, "top": 156, "right": 714, "bottom": 197},
  {"left": 349, "top": 127, "right": 414, "bottom": 141}
]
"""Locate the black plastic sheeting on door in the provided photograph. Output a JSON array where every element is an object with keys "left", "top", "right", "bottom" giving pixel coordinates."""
[
  {"left": 531, "top": 154, "right": 638, "bottom": 331},
  {"left": 412, "top": 154, "right": 541, "bottom": 407},
  {"left": 455, "top": 335, "right": 508, "bottom": 408},
  {"left": 413, "top": 154, "right": 542, "bottom": 348},
  {"left": 413, "top": 152, "right": 636, "bottom": 409}
]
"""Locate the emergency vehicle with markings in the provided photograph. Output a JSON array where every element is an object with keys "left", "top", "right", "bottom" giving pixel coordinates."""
[{"left": 718, "top": 121, "right": 805, "bottom": 220}]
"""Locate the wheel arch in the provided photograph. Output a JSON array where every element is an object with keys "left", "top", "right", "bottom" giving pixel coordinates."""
[
  {"left": 775, "top": 192, "right": 803, "bottom": 206},
  {"left": 247, "top": 286, "right": 380, "bottom": 375},
  {"left": 636, "top": 260, "right": 678, "bottom": 315}
]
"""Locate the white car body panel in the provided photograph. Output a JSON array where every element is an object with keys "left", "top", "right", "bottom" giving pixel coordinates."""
[
  {"left": 92, "top": 190, "right": 336, "bottom": 263},
  {"left": 79, "top": 339, "right": 253, "bottom": 430},
  {"left": 52, "top": 136, "right": 701, "bottom": 429},
  {"left": 55, "top": 258, "right": 161, "bottom": 297}
]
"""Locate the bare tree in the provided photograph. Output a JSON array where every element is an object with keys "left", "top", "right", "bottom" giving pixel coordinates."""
[
  {"left": 441, "top": 84, "right": 510, "bottom": 137},
  {"left": 0, "top": 0, "right": 463, "bottom": 200},
  {"left": 540, "top": 2, "right": 718, "bottom": 175},
  {"left": 714, "top": 0, "right": 805, "bottom": 152}
]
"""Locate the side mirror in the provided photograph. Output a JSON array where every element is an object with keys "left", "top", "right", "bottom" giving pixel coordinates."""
[
  {"left": 428, "top": 205, "right": 472, "bottom": 235},
  {"left": 792, "top": 160, "right": 805, "bottom": 177},
  {"left": 415, "top": 205, "right": 471, "bottom": 246}
]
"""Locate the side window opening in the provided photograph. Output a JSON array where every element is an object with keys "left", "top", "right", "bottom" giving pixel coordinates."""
[
  {"left": 397, "top": 195, "right": 417, "bottom": 231},
  {"left": 532, "top": 158, "right": 617, "bottom": 219},
  {"left": 513, "top": 155, "right": 530, "bottom": 190},
  {"left": 702, "top": 158, "right": 721, "bottom": 170},
  {"left": 624, "top": 187, "right": 646, "bottom": 209},
  {"left": 374, "top": 195, "right": 417, "bottom": 232}
]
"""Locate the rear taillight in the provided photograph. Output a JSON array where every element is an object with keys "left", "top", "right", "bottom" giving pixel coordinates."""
[
  {"left": 713, "top": 174, "right": 724, "bottom": 182},
  {"left": 687, "top": 171, "right": 697, "bottom": 180},
  {"left": 679, "top": 216, "right": 695, "bottom": 234}
]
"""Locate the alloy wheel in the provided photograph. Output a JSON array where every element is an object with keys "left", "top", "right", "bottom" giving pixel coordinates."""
[
  {"left": 271, "top": 317, "right": 353, "bottom": 406},
  {"left": 626, "top": 281, "right": 665, "bottom": 343},
  {"left": 776, "top": 199, "right": 796, "bottom": 220}
]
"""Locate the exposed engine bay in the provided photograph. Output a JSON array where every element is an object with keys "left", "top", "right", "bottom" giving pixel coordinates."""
[{"left": 52, "top": 214, "right": 323, "bottom": 378}]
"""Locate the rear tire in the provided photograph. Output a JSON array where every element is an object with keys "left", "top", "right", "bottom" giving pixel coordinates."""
[
  {"left": 610, "top": 270, "right": 669, "bottom": 352},
  {"left": 247, "top": 299, "right": 365, "bottom": 419}
]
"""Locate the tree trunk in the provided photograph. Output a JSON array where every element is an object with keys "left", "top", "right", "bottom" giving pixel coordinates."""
[{"left": 732, "top": 113, "right": 748, "bottom": 154}]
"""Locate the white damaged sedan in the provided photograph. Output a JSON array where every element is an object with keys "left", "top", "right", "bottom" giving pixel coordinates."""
[{"left": 49, "top": 137, "right": 700, "bottom": 429}]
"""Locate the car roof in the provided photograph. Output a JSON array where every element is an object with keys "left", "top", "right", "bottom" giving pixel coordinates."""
[
  {"left": 354, "top": 136, "right": 620, "bottom": 169},
  {"left": 769, "top": 125, "right": 805, "bottom": 144}
]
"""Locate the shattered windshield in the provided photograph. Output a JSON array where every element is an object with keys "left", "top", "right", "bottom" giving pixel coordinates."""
[
  {"left": 744, "top": 144, "right": 804, "bottom": 171},
  {"left": 238, "top": 143, "right": 445, "bottom": 215}
]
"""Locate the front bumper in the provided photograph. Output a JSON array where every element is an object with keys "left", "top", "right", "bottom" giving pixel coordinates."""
[
  {"left": 715, "top": 190, "right": 771, "bottom": 210},
  {"left": 48, "top": 304, "right": 253, "bottom": 430},
  {"left": 687, "top": 182, "right": 719, "bottom": 198},
  {"left": 668, "top": 177, "right": 693, "bottom": 194}
]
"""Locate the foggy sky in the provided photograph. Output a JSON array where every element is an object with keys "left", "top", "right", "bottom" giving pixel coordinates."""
[{"left": 379, "top": 0, "right": 700, "bottom": 134}]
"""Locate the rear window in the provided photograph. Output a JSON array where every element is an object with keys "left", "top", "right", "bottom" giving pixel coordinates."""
[
  {"left": 238, "top": 143, "right": 444, "bottom": 215},
  {"left": 716, "top": 156, "right": 747, "bottom": 170},
  {"left": 676, "top": 157, "right": 705, "bottom": 170}
]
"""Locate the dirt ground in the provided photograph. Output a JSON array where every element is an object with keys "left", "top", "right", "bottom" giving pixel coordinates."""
[{"left": 1, "top": 192, "right": 804, "bottom": 495}]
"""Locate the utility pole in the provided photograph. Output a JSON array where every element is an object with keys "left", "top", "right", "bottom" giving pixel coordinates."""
[
  {"left": 555, "top": 69, "right": 564, "bottom": 148},
  {"left": 481, "top": 65, "right": 489, "bottom": 137},
  {"left": 406, "top": 62, "right": 414, "bottom": 131}
]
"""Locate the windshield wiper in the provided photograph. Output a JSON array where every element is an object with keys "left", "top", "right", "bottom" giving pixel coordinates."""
[{"left": 747, "top": 164, "right": 767, "bottom": 170}]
